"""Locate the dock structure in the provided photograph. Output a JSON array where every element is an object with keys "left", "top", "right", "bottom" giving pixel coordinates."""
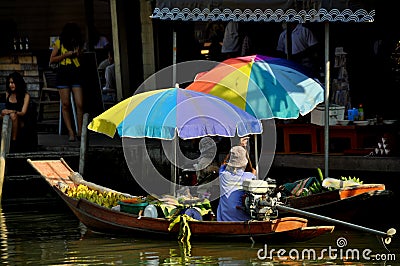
[
  {"left": 0, "top": 114, "right": 90, "bottom": 201},
  {"left": 1, "top": 114, "right": 399, "bottom": 202}
]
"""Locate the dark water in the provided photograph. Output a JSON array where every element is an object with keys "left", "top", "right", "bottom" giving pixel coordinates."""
[{"left": 1, "top": 200, "right": 399, "bottom": 265}]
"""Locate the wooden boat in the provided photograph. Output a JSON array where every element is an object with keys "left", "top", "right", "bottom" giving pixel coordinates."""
[
  {"left": 280, "top": 184, "right": 393, "bottom": 226},
  {"left": 27, "top": 158, "right": 334, "bottom": 243}
]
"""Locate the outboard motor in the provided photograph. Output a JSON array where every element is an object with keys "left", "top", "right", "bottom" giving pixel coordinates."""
[{"left": 242, "top": 179, "right": 280, "bottom": 220}]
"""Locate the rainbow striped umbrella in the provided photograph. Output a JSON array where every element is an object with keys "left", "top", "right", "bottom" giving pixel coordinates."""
[
  {"left": 186, "top": 54, "right": 325, "bottom": 120},
  {"left": 88, "top": 87, "right": 262, "bottom": 140}
]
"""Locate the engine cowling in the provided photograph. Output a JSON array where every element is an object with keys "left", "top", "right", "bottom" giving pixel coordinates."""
[{"left": 241, "top": 179, "right": 280, "bottom": 220}]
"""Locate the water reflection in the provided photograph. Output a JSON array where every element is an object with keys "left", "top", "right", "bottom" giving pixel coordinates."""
[
  {"left": 0, "top": 200, "right": 399, "bottom": 265},
  {"left": 0, "top": 206, "right": 8, "bottom": 262}
]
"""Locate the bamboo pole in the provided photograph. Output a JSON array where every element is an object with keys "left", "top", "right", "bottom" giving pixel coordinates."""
[
  {"left": 0, "top": 115, "right": 10, "bottom": 201},
  {"left": 79, "top": 113, "right": 89, "bottom": 175},
  {"left": 277, "top": 204, "right": 396, "bottom": 244}
]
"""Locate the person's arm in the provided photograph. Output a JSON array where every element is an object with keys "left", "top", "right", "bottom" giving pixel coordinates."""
[
  {"left": 1, "top": 93, "right": 19, "bottom": 116},
  {"left": 74, "top": 45, "right": 83, "bottom": 57},
  {"left": 219, "top": 163, "right": 227, "bottom": 174},
  {"left": 242, "top": 149, "right": 256, "bottom": 175},
  {"left": 17, "top": 93, "right": 30, "bottom": 117},
  {"left": 245, "top": 164, "right": 256, "bottom": 176},
  {"left": 222, "top": 153, "right": 229, "bottom": 165},
  {"left": 1, "top": 109, "right": 10, "bottom": 117},
  {"left": 49, "top": 41, "right": 75, "bottom": 64}
]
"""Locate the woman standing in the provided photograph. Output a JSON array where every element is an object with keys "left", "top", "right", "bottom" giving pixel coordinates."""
[
  {"left": 49, "top": 22, "right": 84, "bottom": 141},
  {"left": 1, "top": 72, "right": 30, "bottom": 150}
]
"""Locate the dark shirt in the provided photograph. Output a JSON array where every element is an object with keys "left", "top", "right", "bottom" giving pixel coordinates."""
[{"left": 5, "top": 94, "right": 23, "bottom": 111}]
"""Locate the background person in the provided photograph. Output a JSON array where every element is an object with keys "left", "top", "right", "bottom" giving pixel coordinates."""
[
  {"left": 97, "top": 43, "right": 113, "bottom": 70},
  {"left": 276, "top": 22, "right": 319, "bottom": 75},
  {"left": 217, "top": 146, "right": 256, "bottom": 221},
  {"left": 1, "top": 72, "right": 30, "bottom": 152},
  {"left": 192, "top": 137, "right": 220, "bottom": 201},
  {"left": 98, "top": 43, "right": 116, "bottom": 102},
  {"left": 49, "top": 22, "right": 84, "bottom": 142},
  {"left": 221, "top": 21, "right": 241, "bottom": 59},
  {"left": 104, "top": 49, "right": 115, "bottom": 92},
  {"left": 205, "top": 22, "right": 224, "bottom": 61},
  {"left": 193, "top": 137, "right": 217, "bottom": 183}
]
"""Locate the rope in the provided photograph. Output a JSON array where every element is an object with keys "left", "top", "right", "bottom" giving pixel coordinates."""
[
  {"left": 168, "top": 214, "right": 196, "bottom": 243},
  {"left": 246, "top": 220, "right": 255, "bottom": 244}
]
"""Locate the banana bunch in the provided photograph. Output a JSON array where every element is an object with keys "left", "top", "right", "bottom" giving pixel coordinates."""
[
  {"left": 65, "top": 184, "right": 129, "bottom": 208},
  {"left": 301, "top": 168, "right": 330, "bottom": 196},
  {"left": 302, "top": 169, "right": 364, "bottom": 196},
  {"left": 303, "top": 168, "right": 326, "bottom": 195},
  {"left": 307, "top": 180, "right": 323, "bottom": 195},
  {"left": 340, "top": 176, "right": 363, "bottom": 184}
]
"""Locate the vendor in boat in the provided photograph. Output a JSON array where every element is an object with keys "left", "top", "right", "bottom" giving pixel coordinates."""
[
  {"left": 217, "top": 146, "right": 256, "bottom": 221},
  {"left": 222, "top": 136, "right": 256, "bottom": 175}
]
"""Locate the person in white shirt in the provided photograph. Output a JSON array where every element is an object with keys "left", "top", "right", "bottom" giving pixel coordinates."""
[
  {"left": 277, "top": 23, "right": 319, "bottom": 74},
  {"left": 221, "top": 21, "right": 241, "bottom": 59}
]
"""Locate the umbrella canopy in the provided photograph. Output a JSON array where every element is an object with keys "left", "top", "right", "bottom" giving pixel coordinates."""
[
  {"left": 88, "top": 87, "right": 262, "bottom": 140},
  {"left": 185, "top": 54, "right": 325, "bottom": 120},
  {"left": 150, "top": 1, "right": 375, "bottom": 179}
]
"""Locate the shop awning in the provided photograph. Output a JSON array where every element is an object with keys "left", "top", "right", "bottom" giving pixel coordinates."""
[{"left": 151, "top": 0, "right": 375, "bottom": 22}]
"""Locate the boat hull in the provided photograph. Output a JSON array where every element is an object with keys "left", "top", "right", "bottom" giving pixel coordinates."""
[
  {"left": 54, "top": 188, "right": 315, "bottom": 241},
  {"left": 29, "top": 159, "right": 334, "bottom": 242},
  {"left": 282, "top": 185, "right": 393, "bottom": 226}
]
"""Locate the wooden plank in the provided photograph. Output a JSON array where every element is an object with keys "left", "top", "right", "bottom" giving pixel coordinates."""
[
  {"left": 0, "top": 57, "right": 14, "bottom": 64},
  {"left": 0, "top": 64, "right": 21, "bottom": 71},
  {"left": 27, "top": 159, "right": 74, "bottom": 187},
  {"left": 17, "top": 56, "right": 35, "bottom": 64}
]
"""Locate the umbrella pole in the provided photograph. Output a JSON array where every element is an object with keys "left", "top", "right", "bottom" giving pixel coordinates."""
[
  {"left": 173, "top": 31, "right": 177, "bottom": 86},
  {"left": 254, "top": 134, "right": 259, "bottom": 179},
  {"left": 324, "top": 22, "right": 330, "bottom": 178},
  {"left": 170, "top": 131, "right": 177, "bottom": 197},
  {"left": 171, "top": 31, "right": 177, "bottom": 196}
]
